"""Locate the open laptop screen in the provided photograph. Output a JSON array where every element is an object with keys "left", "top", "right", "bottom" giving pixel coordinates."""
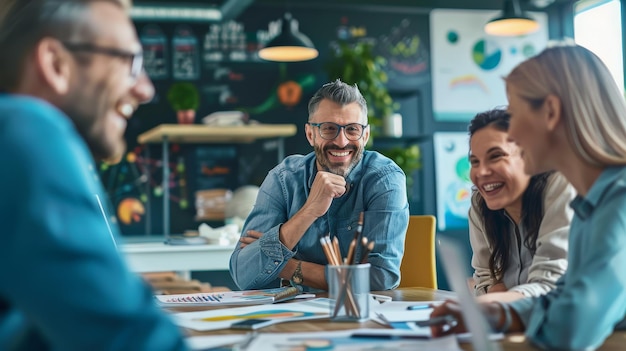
[{"left": 437, "top": 237, "right": 502, "bottom": 351}]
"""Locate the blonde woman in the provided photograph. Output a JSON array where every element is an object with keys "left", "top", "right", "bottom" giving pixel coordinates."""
[{"left": 431, "top": 43, "right": 626, "bottom": 350}]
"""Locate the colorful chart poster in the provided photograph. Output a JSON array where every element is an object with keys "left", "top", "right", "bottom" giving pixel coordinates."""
[
  {"left": 373, "top": 18, "right": 430, "bottom": 90},
  {"left": 433, "top": 132, "right": 473, "bottom": 231},
  {"left": 172, "top": 25, "right": 200, "bottom": 80},
  {"left": 430, "top": 9, "right": 548, "bottom": 122},
  {"left": 140, "top": 24, "right": 168, "bottom": 80}
]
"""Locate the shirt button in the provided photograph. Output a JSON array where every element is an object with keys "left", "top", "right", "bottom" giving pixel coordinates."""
[
  {"left": 347, "top": 225, "right": 352, "bottom": 230},
  {"left": 274, "top": 261, "right": 279, "bottom": 265}
]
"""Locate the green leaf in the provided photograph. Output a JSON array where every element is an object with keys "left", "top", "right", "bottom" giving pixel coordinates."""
[
  {"left": 324, "top": 40, "right": 422, "bottom": 193},
  {"left": 167, "top": 82, "right": 200, "bottom": 111}
]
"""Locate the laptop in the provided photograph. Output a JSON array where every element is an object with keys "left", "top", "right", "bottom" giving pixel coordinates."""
[{"left": 437, "top": 237, "right": 502, "bottom": 351}]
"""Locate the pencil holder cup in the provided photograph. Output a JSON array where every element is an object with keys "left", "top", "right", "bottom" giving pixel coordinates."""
[{"left": 328, "top": 263, "right": 370, "bottom": 322}]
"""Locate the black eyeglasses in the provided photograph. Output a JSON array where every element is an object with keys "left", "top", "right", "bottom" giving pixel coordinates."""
[
  {"left": 61, "top": 42, "right": 143, "bottom": 80},
  {"left": 307, "top": 122, "right": 368, "bottom": 141}
]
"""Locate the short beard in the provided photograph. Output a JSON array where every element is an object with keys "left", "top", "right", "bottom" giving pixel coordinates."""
[
  {"left": 62, "top": 75, "right": 121, "bottom": 161},
  {"left": 314, "top": 143, "right": 363, "bottom": 177}
]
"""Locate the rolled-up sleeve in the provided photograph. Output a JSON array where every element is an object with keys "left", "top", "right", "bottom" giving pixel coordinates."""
[
  {"left": 229, "top": 152, "right": 409, "bottom": 292},
  {"left": 229, "top": 171, "right": 295, "bottom": 290}
]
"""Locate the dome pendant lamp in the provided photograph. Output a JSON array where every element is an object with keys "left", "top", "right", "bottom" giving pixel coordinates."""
[
  {"left": 258, "top": 13, "right": 318, "bottom": 62},
  {"left": 485, "top": 0, "right": 540, "bottom": 36}
]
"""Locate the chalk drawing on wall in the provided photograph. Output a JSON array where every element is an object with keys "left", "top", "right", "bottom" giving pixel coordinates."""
[
  {"left": 172, "top": 25, "right": 200, "bottom": 80},
  {"left": 140, "top": 24, "right": 169, "bottom": 80},
  {"left": 430, "top": 9, "right": 548, "bottom": 122}
]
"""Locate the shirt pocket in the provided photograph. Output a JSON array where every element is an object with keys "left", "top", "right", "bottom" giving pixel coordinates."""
[{"left": 335, "top": 216, "right": 359, "bottom": 238}]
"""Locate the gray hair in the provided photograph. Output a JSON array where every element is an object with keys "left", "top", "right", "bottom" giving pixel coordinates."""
[
  {"left": 0, "top": 0, "right": 130, "bottom": 91},
  {"left": 307, "top": 79, "right": 368, "bottom": 123},
  {"left": 505, "top": 43, "right": 626, "bottom": 166}
]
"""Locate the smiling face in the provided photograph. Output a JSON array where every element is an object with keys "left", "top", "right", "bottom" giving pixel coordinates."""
[
  {"left": 305, "top": 99, "right": 369, "bottom": 177},
  {"left": 60, "top": 1, "right": 153, "bottom": 161},
  {"left": 469, "top": 125, "right": 530, "bottom": 219},
  {"left": 506, "top": 85, "right": 554, "bottom": 176}
]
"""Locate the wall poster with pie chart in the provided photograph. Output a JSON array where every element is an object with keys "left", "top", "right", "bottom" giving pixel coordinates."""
[
  {"left": 433, "top": 132, "right": 473, "bottom": 231},
  {"left": 430, "top": 9, "right": 548, "bottom": 122}
]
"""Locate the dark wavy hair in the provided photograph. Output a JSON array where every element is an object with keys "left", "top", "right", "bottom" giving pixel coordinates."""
[{"left": 468, "top": 108, "right": 553, "bottom": 281}]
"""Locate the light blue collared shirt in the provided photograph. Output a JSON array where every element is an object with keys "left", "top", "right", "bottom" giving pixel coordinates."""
[
  {"left": 509, "top": 166, "right": 626, "bottom": 351},
  {"left": 229, "top": 151, "right": 409, "bottom": 291}
]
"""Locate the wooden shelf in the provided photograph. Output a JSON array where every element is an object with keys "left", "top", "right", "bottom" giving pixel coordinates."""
[
  {"left": 137, "top": 124, "right": 298, "bottom": 144},
  {"left": 136, "top": 122, "right": 297, "bottom": 236}
]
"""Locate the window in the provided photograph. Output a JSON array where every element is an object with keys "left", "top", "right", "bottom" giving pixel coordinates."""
[{"left": 574, "top": 0, "right": 624, "bottom": 93}]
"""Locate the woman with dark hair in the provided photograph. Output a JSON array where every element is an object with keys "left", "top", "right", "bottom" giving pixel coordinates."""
[
  {"left": 432, "top": 43, "right": 626, "bottom": 351},
  {"left": 468, "top": 108, "right": 575, "bottom": 302}
]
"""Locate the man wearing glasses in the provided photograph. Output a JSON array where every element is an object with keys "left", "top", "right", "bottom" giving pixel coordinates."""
[
  {"left": 0, "top": 0, "right": 187, "bottom": 350},
  {"left": 230, "top": 79, "right": 409, "bottom": 291}
]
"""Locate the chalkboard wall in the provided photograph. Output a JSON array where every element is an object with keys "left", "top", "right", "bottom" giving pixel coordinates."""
[{"left": 100, "top": 3, "right": 434, "bottom": 236}]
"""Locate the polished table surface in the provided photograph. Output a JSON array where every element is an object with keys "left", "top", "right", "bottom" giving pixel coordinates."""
[{"left": 171, "top": 287, "right": 626, "bottom": 350}]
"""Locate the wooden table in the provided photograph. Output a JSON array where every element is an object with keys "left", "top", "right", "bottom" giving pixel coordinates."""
[{"left": 172, "top": 287, "right": 626, "bottom": 350}]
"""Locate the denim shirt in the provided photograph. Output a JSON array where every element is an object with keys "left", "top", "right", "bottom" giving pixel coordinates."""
[
  {"left": 509, "top": 166, "right": 626, "bottom": 351},
  {"left": 229, "top": 150, "right": 409, "bottom": 291}
]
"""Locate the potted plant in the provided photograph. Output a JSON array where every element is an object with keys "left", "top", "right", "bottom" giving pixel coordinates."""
[
  {"left": 325, "top": 41, "right": 421, "bottom": 194},
  {"left": 167, "top": 82, "right": 200, "bottom": 124},
  {"left": 325, "top": 41, "right": 395, "bottom": 134}
]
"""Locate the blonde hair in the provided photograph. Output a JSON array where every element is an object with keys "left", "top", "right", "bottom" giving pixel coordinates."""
[
  {"left": 505, "top": 42, "right": 626, "bottom": 166},
  {"left": 117, "top": 0, "right": 132, "bottom": 11}
]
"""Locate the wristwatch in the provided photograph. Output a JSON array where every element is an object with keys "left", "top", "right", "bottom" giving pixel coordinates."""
[{"left": 291, "top": 260, "right": 304, "bottom": 285}]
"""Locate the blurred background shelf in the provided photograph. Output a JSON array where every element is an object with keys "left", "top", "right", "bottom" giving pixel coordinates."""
[
  {"left": 138, "top": 123, "right": 297, "bottom": 236},
  {"left": 138, "top": 124, "right": 297, "bottom": 144}
]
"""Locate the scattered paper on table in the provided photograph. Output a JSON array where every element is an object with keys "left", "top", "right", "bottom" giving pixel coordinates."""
[
  {"left": 246, "top": 328, "right": 461, "bottom": 351},
  {"left": 186, "top": 334, "right": 248, "bottom": 350},
  {"left": 173, "top": 298, "right": 330, "bottom": 331}
]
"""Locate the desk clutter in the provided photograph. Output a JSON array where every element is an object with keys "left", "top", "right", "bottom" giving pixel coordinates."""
[
  {"left": 320, "top": 212, "right": 376, "bottom": 321},
  {"left": 171, "top": 298, "right": 331, "bottom": 332},
  {"left": 187, "top": 330, "right": 461, "bottom": 351},
  {"left": 195, "top": 185, "right": 259, "bottom": 224},
  {"left": 154, "top": 286, "right": 303, "bottom": 307},
  {"left": 195, "top": 188, "right": 231, "bottom": 221},
  {"left": 243, "top": 329, "right": 460, "bottom": 351},
  {"left": 141, "top": 272, "right": 231, "bottom": 295},
  {"left": 328, "top": 263, "right": 371, "bottom": 322},
  {"left": 181, "top": 300, "right": 464, "bottom": 351}
]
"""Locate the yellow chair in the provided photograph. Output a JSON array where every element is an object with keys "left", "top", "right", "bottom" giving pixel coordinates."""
[{"left": 399, "top": 215, "right": 437, "bottom": 289}]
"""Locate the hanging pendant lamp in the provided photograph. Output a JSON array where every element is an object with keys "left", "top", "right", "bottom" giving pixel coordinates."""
[
  {"left": 484, "top": 0, "right": 540, "bottom": 36},
  {"left": 258, "top": 13, "right": 318, "bottom": 62}
]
